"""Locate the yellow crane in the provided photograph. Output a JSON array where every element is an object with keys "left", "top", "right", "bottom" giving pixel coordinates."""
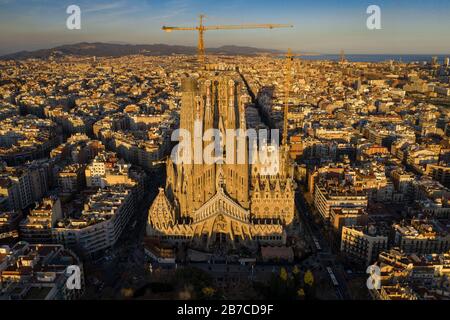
[
  {"left": 282, "top": 48, "right": 305, "bottom": 146},
  {"left": 162, "top": 15, "right": 293, "bottom": 63},
  {"left": 340, "top": 49, "right": 347, "bottom": 64},
  {"left": 283, "top": 48, "right": 294, "bottom": 146}
]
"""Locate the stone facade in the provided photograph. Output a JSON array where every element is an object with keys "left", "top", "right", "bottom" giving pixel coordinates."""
[{"left": 147, "top": 70, "right": 295, "bottom": 250}]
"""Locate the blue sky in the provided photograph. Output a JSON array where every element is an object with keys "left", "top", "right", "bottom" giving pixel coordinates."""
[{"left": 0, "top": 0, "right": 449, "bottom": 55}]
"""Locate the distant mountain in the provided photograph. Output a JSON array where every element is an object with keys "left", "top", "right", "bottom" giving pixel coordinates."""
[{"left": 0, "top": 42, "right": 283, "bottom": 60}]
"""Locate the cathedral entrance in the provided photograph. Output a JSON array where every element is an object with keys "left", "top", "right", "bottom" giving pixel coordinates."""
[
  {"left": 210, "top": 232, "right": 231, "bottom": 255},
  {"left": 215, "top": 232, "right": 228, "bottom": 244},
  {"left": 209, "top": 214, "right": 233, "bottom": 252}
]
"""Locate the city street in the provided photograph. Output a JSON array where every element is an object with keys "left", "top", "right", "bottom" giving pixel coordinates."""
[
  {"left": 83, "top": 168, "right": 165, "bottom": 298},
  {"left": 295, "top": 190, "right": 353, "bottom": 300}
]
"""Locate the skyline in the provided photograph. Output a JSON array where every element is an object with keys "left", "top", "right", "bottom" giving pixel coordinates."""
[
  {"left": 1, "top": 1, "right": 450, "bottom": 304},
  {"left": 0, "top": 0, "right": 450, "bottom": 56}
]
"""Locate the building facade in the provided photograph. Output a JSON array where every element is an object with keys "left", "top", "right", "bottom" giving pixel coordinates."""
[
  {"left": 148, "top": 72, "right": 296, "bottom": 250},
  {"left": 340, "top": 225, "right": 389, "bottom": 266},
  {"left": 0, "top": 242, "right": 84, "bottom": 300}
]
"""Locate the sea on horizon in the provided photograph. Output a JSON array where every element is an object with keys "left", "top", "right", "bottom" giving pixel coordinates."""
[{"left": 296, "top": 54, "right": 449, "bottom": 63}]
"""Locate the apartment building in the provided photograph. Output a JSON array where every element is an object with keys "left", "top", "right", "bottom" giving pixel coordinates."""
[
  {"left": 19, "top": 197, "right": 63, "bottom": 244},
  {"left": 393, "top": 219, "right": 450, "bottom": 254},
  {"left": 0, "top": 163, "right": 50, "bottom": 211},
  {"left": 314, "top": 180, "right": 368, "bottom": 220},
  {"left": 407, "top": 147, "right": 440, "bottom": 174},
  {"left": 340, "top": 225, "right": 389, "bottom": 266},
  {"left": 57, "top": 164, "right": 85, "bottom": 195},
  {"left": 330, "top": 207, "right": 368, "bottom": 233},
  {"left": 85, "top": 151, "right": 135, "bottom": 188},
  {"left": 426, "top": 163, "right": 450, "bottom": 188},
  {"left": 391, "top": 169, "right": 415, "bottom": 202},
  {"left": 372, "top": 249, "right": 450, "bottom": 300},
  {"left": 53, "top": 186, "right": 135, "bottom": 256},
  {"left": 0, "top": 241, "right": 84, "bottom": 300}
]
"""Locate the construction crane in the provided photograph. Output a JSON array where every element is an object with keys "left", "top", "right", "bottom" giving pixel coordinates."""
[
  {"left": 162, "top": 15, "right": 293, "bottom": 63},
  {"left": 340, "top": 49, "right": 347, "bottom": 64},
  {"left": 283, "top": 48, "right": 294, "bottom": 146}
]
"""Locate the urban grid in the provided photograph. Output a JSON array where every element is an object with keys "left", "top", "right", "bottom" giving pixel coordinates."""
[{"left": 0, "top": 3, "right": 450, "bottom": 303}]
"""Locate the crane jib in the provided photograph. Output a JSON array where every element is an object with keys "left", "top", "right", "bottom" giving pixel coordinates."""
[{"left": 161, "top": 16, "right": 294, "bottom": 63}]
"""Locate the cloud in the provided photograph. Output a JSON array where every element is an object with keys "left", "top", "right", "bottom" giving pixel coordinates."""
[
  {"left": 84, "top": 1, "right": 126, "bottom": 13},
  {"left": 147, "top": 0, "right": 190, "bottom": 20}
]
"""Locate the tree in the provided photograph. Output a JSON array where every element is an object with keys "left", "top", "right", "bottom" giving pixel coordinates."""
[
  {"left": 280, "top": 267, "right": 288, "bottom": 282},
  {"left": 174, "top": 267, "right": 218, "bottom": 300},
  {"left": 293, "top": 265, "right": 300, "bottom": 275},
  {"left": 292, "top": 265, "right": 302, "bottom": 286},
  {"left": 121, "top": 287, "right": 134, "bottom": 299},
  {"left": 202, "top": 287, "right": 217, "bottom": 299},
  {"left": 178, "top": 285, "right": 194, "bottom": 300},
  {"left": 304, "top": 270, "right": 314, "bottom": 287}
]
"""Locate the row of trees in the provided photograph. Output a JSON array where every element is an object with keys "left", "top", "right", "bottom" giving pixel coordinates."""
[{"left": 255, "top": 266, "right": 316, "bottom": 300}]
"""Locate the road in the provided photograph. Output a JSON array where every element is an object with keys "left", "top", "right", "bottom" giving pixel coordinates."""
[
  {"left": 83, "top": 168, "right": 165, "bottom": 298},
  {"left": 295, "top": 190, "right": 352, "bottom": 300},
  {"left": 192, "top": 262, "right": 298, "bottom": 282}
]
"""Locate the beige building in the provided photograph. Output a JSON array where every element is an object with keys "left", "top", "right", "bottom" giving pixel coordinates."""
[
  {"left": 314, "top": 181, "right": 368, "bottom": 221},
  {"left": 393, "top": 219, "right": 450, "bottom": 254},
  {"left": 376, "top": 285, "right": 418, "bottom": 300},
  {"left": 0, "top": 242, "right": 84, "bottom": 300},
  {"left": 0, "top": 211, "right": 22, "bottom": 233},
  {"left": 57, "top": 164, "right": 85, "bottom": 195},
  {"left": 19, "top": 197, "right": 63, "bottom": 244},
  {"left": 426, "top": 163, "right": 450, "bottom": 188},
  {"left": 330, "top": 207, "right": 367, "bottom": 234},
  {"left": 85, "top": 151, "right": 135, "bottom": 188},
  {"left": 0, "top": 162, "right": 50, "bottom": 212},
  {"left": 372, "top": 249, "right": 450, "bottom": 300},
  {"left": 53, "top": 186, "right": 135, "bottom": 256},
  {"left": 340, "top": 225, "right": 389, "bottom": 266}
]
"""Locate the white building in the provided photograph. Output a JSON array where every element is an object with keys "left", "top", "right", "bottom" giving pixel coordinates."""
[{"left": 53, "top": 186, "right": 135, "bottom": 256}]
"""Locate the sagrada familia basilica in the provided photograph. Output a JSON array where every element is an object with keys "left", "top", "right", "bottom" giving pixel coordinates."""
[{"left": 147, "top": 68, "right": 296, "bottom": 250}]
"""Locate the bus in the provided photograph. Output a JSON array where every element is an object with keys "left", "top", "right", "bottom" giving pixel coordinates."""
[
  {"left": 312, "top": 236, "right": 322, "bottom": 251},
  {"left": 326, "top": 267, "right": 339, "bottom": 286}
]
